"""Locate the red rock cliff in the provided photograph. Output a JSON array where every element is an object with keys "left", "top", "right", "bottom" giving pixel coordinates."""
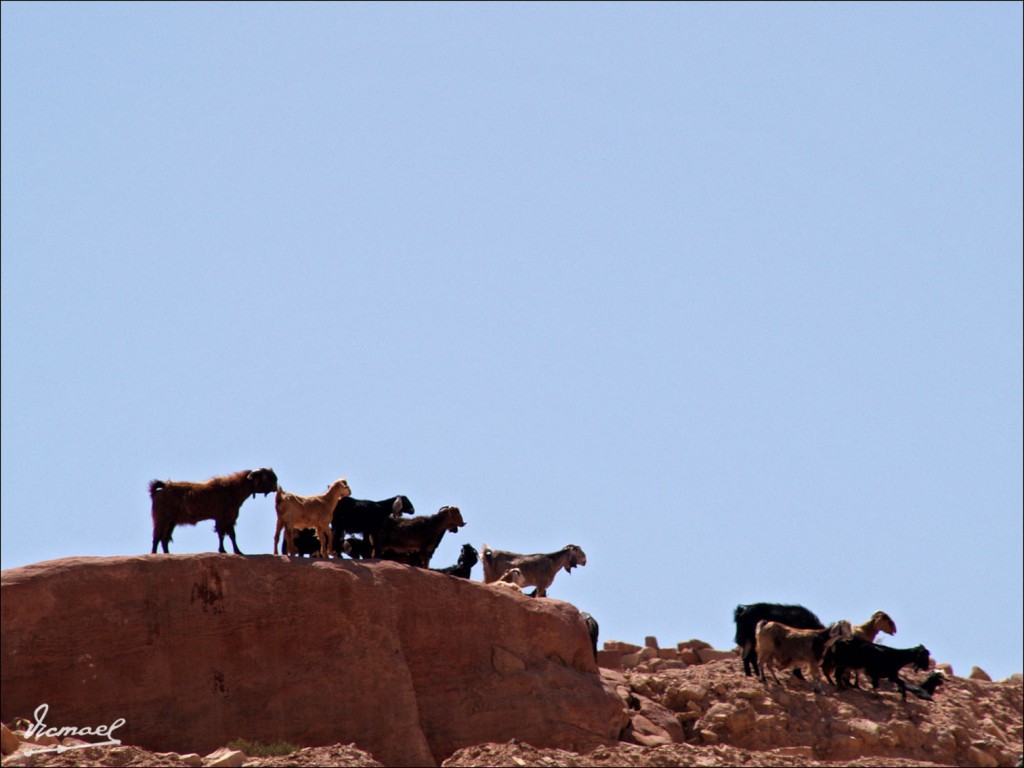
[{"left": 0, "top": 555, "right": 625, "bottom": 766}]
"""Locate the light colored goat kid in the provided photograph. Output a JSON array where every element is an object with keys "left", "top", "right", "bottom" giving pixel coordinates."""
[
  {"left": 756, "top": 619, "right": 852, "bottom": 692},
  {"left": 481, "top": 544, "right": 587, "bottom": 598},
  {"left": 490, "top": 568, "right": 528, "bottom": 591},
  {"left": 274, "top": 479, "right": 352, "bottom": 558}
]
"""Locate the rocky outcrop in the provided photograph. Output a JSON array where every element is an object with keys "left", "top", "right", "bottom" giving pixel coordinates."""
[
  {"left": 622, "top": 658, "right": 1023, "bottom": 767},
  {"left": 0, "top": 555, "right": 625, "bottom": 767},
  {"left": 597, "top": 635, "right": 738, "bottom": 672},
  {"left": 594, "top": 637, "right": 1021, "bottom": 767}
]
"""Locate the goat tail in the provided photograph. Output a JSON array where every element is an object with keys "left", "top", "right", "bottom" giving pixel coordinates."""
[
  {"left": 481, "top": 544, "right": 493, "bottom": 560},
  {"left": 149, "top": 480, "right": 166, "bottom": 498}
]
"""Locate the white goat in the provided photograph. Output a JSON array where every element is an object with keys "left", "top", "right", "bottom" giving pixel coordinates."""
[
  {"left": 480, "top": 544, "right": 587, "bottom": 598},
  {"left": 274, "top": 478, "right": 351, "bottom": 558}
]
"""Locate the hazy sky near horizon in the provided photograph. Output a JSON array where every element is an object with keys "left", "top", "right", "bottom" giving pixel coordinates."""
[{"left": 2, "top": 2, "right": 1022, "bottom": 680}]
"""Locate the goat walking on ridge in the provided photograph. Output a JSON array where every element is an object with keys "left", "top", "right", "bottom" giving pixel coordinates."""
[
  {"left": 734, "top": 603, "right": 896, "bottom": 684},
  {"left": 734, "top": 602, "right": 823, "bottom": 678},
  {"left": 274, "top": 478, "right": 352, "bottom": 558},
  {"left": 755, "top": 619, "right": 853, "bottom": 693},
  {"left": 481, "top": 544, "right": 586, "bottom": 598},
  {"left": 150, "top": 468, "right": 278, "bottom": 555},
  {"left": 828, "top": 638, "right": 931, "bottom": 700},
  {"left": 823, "top": 610, "right": 897, "bottom": 687}
]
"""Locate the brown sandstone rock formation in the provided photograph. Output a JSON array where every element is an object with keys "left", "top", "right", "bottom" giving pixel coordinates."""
[{"left": 0, "top": 555, "right": 624, "bottom": 767}]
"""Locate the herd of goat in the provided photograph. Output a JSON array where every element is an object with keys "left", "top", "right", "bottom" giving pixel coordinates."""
[
  {"left": 735, "top": 602, "right": 940, "bottom": 701},
  {"left": 147, "top": 467, "right": 587, "bottom": 599},
  {"left": 148, "top": 467, "right": 941, "bottom": 701}
]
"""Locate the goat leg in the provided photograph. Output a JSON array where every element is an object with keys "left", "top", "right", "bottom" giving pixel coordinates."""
[
  {"left": 744, "top": 648, "right": 761, "bottom": 678},
  {"left": 835, "top": 665, "right": 847, "bottom": 691},
  {"left": 896, "top": 677, "right": 908, "bottom": 701}
]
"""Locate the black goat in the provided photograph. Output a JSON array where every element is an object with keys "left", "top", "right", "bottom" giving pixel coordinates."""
[
  {"left": 904, "top": 671, "right": 945, "bottom": 701},
  {"left": 291, "top": 495, "right": 415, "bottom": 557},
  {"left": 432, "top": 544, "right": 479, "bottom": 578},
  {"left": 827, "top": 637, "right": 931, "bottom": 700},
  {"left": 734, "top": 602, "right": 823, "bottom": 678},
  {"left": 581, "top": 611, "right": 599, "bottom": 661},
  {"left": 341, "top": 536, "right": 374, "bottom": 559}
]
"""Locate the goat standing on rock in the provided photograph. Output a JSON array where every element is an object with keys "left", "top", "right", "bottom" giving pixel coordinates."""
[
  {"left": 150, "top": 468, "right": 278, "bottom": 555},
  {"left": 734, "top": 602, "right": 824, "bottom": 678},
  {"left": 755, "top": 619, "right": 853, "bottom": 692},
  {"left": 329, "top": 495, "right": 416, "bottom": 557},
  {"left": 827, "top": 638, "right": 931, "bottom": 700},
  {"left": 432, "top": 544, "right": 479, "bottom": 578},
  {"left": 274, "top": 478, "right": 352, "bottom": 558},
  {"left": 373, "top": 505, "right": 466, "bottom": 568},
  {"left": 481, "top": 544, "right": 587, "bottom": 598},
  {"left": 823, "top": 610, "right": 897, "bottom": 687}
]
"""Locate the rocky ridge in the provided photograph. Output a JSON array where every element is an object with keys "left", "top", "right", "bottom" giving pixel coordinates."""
[
  {"left": 2, "top": 555, "right": 1022, "bottom": 767},
  {"left": 1, "top": 555, "right": 621, "bottom": 767}
]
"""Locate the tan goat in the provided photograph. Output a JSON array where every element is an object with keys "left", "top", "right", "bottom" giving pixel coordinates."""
[
  {"left": 274, "top": 478, "right": 351, "bottom": 558},
  {"left": 756, "top": 619, "right": 852, "bottom": 692},
  {"left": 853, "top": 610, "right": 897, "bottom": 641},
  {"left": 489, "top": 568, "right": 528, "bottom": 592},
  {"left": 826, "top": 610, "right": 898, "bottom": 687}
]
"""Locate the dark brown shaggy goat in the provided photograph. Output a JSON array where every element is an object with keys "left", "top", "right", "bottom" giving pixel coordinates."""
[
  {"left": 374, "top": 505, "right": 466, "bottom": 568},
  {"left": 149, "top": 468, "right": 278, "bottom": 554}
]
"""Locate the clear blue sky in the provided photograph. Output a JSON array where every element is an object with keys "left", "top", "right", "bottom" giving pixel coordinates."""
[{"left": 3, "top": 2, "right": 1021, "bottom": 680}]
